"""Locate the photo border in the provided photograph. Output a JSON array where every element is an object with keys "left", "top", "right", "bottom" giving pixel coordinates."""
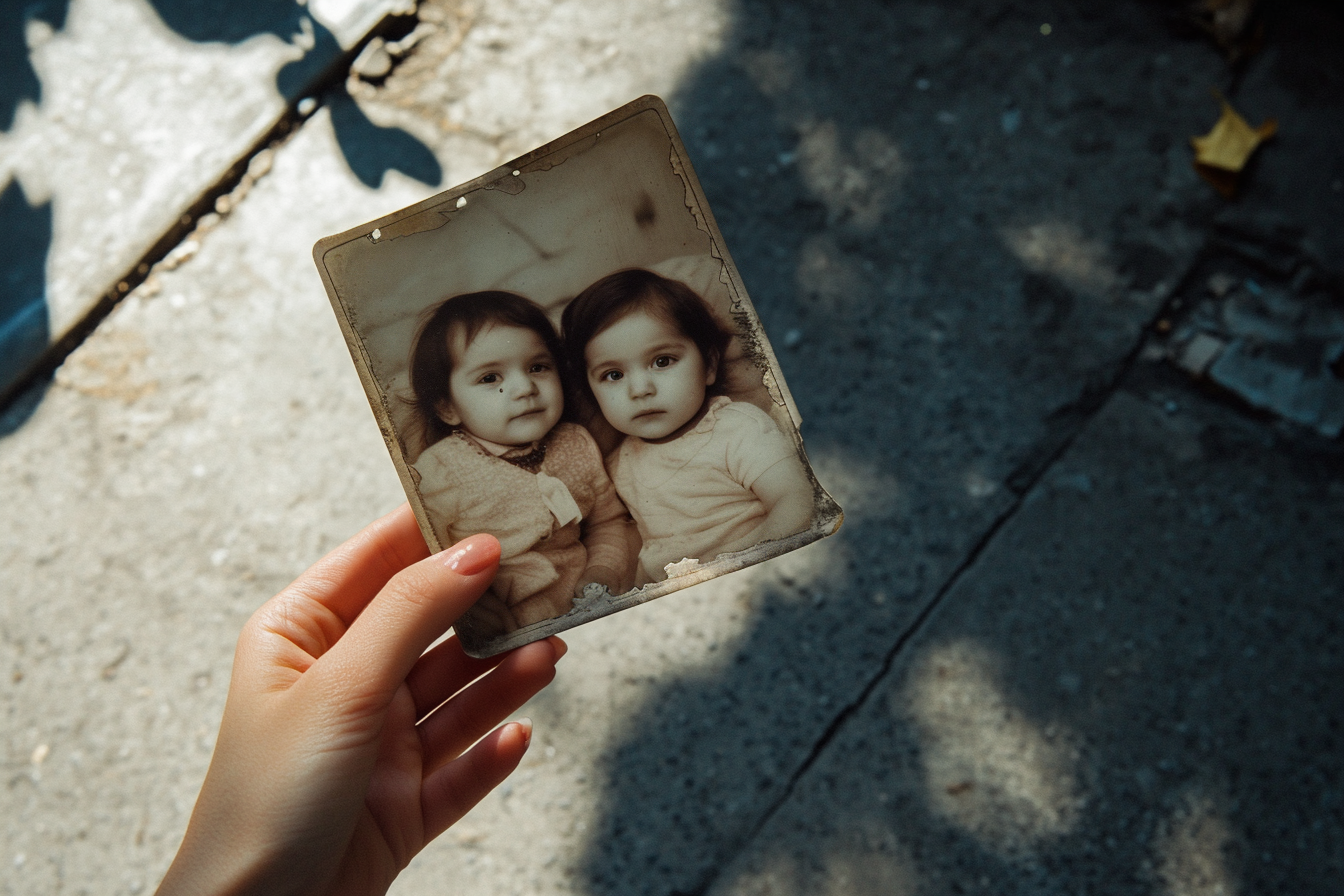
[{"left": 314, "top": 95, "right": 842, "bottom": 656}]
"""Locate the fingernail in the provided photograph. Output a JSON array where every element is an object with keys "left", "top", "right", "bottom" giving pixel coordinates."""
[
  {"left": 514, "top": 718, "right": 533, "bottom": 745},
  {"left": 441, "top": 534, "right": 498, "bottom": 576}
]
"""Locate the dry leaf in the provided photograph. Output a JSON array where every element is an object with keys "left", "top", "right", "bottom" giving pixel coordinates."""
[{"left": 1190, "top": 94, "right": 1277, "bottom": 197}]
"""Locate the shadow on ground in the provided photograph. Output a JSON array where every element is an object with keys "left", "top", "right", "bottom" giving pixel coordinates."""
[
  {"left": 0, "top": 0, "right": 440, "bottom": 420},
  {"left": 575, "top": 1, "right": 1343, "bottom": 894}
]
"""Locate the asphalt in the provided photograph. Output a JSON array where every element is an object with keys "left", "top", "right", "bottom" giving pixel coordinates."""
[{"left": 1, "top": 1, "right": 1341, "bottom": 895}]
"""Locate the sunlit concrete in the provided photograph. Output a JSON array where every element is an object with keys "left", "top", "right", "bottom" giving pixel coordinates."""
[
  {"left": 1002, "top": 220, "right": 1122, "bottom": 299},
  {"left": 1156, "top": 789, "right": 1241, "bottom": 896},
  {"left": 907, "top": 639, "right": 1082, "bottom": 856}
]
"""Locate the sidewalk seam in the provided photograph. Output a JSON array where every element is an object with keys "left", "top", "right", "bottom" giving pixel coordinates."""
[
  {"left": 0, "top": 15, "right": 409, "bottom": 414},
  {"left": 691, "top": 251, "right": 1205, "bottom": 896}
]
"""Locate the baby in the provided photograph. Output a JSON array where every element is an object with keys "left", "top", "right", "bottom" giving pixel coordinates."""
[
  {"left": 562, "top": 269, "right": 815, "bottom": 584},
  {"left": 408, "top": 291, "right": 630, "bottom": 636}
]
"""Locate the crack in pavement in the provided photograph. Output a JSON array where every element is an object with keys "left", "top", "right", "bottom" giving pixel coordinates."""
[
  {"left": 688, "top": 252, "right": 1205, "bottom": 896},
  {"left": 0, "top": 15, "right": 409, "bottom": 413}
]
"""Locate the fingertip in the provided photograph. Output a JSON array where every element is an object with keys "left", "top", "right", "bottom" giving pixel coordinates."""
[
  {"left": 494, "top": 718, "right": 534, "bottom": 766},
  {"left": 548, "top": 636, "right": 569, "bottom": 662},
  {"left": 421, "top": 717, "right": 534, "bottom": 840}
]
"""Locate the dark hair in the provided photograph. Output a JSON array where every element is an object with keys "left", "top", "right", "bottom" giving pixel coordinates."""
[
  {"left": 408, "top": 291, "right": 564, "bottom": 447},
  {"left": 560, "top": 269, "right": 733, "bottom": 401}
]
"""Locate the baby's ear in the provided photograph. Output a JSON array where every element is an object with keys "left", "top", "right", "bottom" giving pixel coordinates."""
[
  {"left": 704, "top": 353, "right": 719, "bottom": 387},
  {"left": 434, "top": 399, "right": 461, "bottom": 427}
]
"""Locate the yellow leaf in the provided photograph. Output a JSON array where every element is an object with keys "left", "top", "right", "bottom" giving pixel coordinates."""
[
  {"left": 1190, "top": 95, "right": 1277, "bottom": 196},
  {"left": 1191, "top": 97, "right": 1277, "bottom": 173}
]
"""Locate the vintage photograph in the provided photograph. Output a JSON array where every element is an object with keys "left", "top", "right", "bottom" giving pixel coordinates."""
[{"left": 313, "top": 96, "right": 842, "bottom": 656}]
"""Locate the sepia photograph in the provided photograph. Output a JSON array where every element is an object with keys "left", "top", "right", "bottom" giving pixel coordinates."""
[{"left": 314, "top": 96, "right": 842, "bottom": 656}]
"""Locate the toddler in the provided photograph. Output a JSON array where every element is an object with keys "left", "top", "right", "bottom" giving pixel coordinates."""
[
  {"left": 562, "top": 269, "right": 814, "bottom": 584},
  {"left": 408, "top": 291, "right": 630, "bottom": 635}
]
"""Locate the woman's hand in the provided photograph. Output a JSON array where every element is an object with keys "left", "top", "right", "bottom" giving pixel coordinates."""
[{"left": 157, "top": 505, "right": 565, "bottom": 896}]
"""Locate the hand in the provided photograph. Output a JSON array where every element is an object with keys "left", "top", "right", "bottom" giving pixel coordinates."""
[{"left": 157, "top": 505, "right": 565, "bottom": 896}]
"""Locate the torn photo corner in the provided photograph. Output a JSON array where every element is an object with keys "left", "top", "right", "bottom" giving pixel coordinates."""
[{"left": 312, "top": 95, "right": 842, "bottom": 657}]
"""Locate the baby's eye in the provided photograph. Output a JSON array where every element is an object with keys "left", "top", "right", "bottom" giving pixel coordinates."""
[
  {"left": 652, "top": 355, "right": 677, "bottom": 369},
  {"left": 477, "top": 372, "right": 500, "bottom": 385},
  {"left": 598, "top": 369, "right": 623, "bottom": 383}
]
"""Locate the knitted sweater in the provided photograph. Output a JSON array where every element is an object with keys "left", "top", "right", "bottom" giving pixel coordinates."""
[{"left": 413, "top": 423, "right": 630, "bottom": 633}]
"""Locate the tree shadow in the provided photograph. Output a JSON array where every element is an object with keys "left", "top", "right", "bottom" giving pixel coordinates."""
[
  {"left": 575, "top": 0, "right": 1342, "bottom": 894},
  {"left": 0, "top": 0, "right": 440, "bottom": 421},
  {"left": 143, "top": 0, "right": 442, "bottom": 189},
  {"left": 0, "top": 180, "right": 54, "bottom": 419},
  {"left": 0, "top": 0, "right": 69, "bottom": 132},
  {"left": 0, "top": 1, "right": 66, "bottom": 424}
]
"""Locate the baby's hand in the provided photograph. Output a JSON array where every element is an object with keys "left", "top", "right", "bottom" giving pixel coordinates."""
[{"left": 575, "top": 564, "right": 623, "bottom": 599}]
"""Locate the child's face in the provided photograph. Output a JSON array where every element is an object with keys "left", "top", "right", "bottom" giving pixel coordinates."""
[
  {"left": 440, "top": 323, "right": 563, "bottom": 446},
  {"left": 584, "top": 309, "right": 715, "bottom": 441}
]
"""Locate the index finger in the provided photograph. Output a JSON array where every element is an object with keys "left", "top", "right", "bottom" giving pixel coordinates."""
[{"left": 282, "top": 503, "right": 431, "bottom": 628}]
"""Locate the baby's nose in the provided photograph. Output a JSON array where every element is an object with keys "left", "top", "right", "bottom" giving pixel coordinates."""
[{"left": 628, "top": 372, "right": 655, "bottom": 396}]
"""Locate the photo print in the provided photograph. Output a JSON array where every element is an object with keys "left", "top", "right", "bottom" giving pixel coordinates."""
[{"left": 313, "top": 96, "right": 842, "bottom": 657}]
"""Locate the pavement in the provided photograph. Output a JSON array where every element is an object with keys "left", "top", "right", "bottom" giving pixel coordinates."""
[
  {"left": 0, "top": 0, "right": 409, "bottom": 398},
  {"left": 2, "top": 1, "right": 1341, "bottom": 895}
]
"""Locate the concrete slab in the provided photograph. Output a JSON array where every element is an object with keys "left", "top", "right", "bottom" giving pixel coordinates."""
[
  {"left": 702, "top": 386, "right": 1344, "bottom": 896},
  {"left": 0, "top": 0, "right": 405, "bottom": 395}
]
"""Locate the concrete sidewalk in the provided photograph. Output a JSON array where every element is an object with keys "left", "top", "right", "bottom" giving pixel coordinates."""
[
  {"left": 2, "top": 1, "right": 1341, "bottom": 894},
  {"left": 0, "top": 0, "right": 409, "bottom": 398}
]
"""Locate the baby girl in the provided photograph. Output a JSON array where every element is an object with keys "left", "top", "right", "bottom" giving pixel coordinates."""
[
  {"left": 561, "top": 269, "right": 814, "bottom": 585},
  {"left": 408, "top": 291, "right": 630, "bottom": 636}
]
